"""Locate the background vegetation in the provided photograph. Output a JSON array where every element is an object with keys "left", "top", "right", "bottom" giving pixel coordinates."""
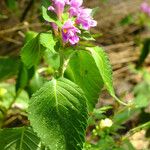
[{"left": 0, "top": 0, "right": 150, "bottom": 149}]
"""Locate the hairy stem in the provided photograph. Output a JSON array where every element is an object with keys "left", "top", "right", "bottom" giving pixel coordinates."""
[{"left": 58, "top": 49, "right": 65, "bottom": 77}]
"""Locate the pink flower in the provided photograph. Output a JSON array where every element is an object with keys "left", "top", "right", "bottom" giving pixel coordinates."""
[
  {"left": 69, "top": 0, "right": 83, "bottom": 17},
  {"left": 140, "top": 2, "right": 150, "bottom": 16},
  {"left": 70, "top": 0, "right": 83, "bottom": 7},
  {"left": 76, "top": 8, "right": 97, "bottom": 30},
  {"left": 51, "top": 22, "right": 58, "bottom": 32},
  {"left": 141, "top": 2, "right": 149, "bottom": 13},
  {"left": 62, "top": 20, "right": 81, "bottom": 45},
  {"left": 48, "top": 0, "right": 69, "bottom": 19},
  {"left": 69, "top": 0, "right": 97, "bottom": 30}
]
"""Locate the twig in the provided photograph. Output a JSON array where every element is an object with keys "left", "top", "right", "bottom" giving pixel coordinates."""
[
  {"left": 0, "top": 23, "right": 43, "bottom": 35},
  {"left": 0, "top": 37, "right": 22, "bottom": 45}
]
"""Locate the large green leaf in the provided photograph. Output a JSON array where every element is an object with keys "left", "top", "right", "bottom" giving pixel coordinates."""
[
  {"left": 87, "top": 46, "right": 115, "bottom": 97},
  {"left": 0, "top": 57, "right": 19, "bottom": 81},
  {"left": 65, "top": 51, "right": 103, "bottom": 111},
  {"left": 21, "top": 33, "right": 56, "bottom": 69},
  {"left": 28, "top": 78, "right": 88, "bottom": 150},
  {"left": 21, "top": 35, "right": 41, "bottom": 69},
  {"left": 0, "top": 127, "right": 41, "bottom": 150}
]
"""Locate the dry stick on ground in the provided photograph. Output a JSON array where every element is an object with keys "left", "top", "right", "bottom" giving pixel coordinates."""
[
  {"left": 0, "top": 37, "right": 22, "bottom": 45},
  {"left": 0, "top": 23, "right": 43, "bottom": 35}
]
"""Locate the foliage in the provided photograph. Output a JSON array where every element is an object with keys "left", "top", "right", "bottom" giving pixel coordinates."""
[{"left": 0, "top": 0, "right": 150, "bottom": 150}]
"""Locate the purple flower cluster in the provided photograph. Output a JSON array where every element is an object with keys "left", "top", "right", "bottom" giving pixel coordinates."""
[
  {"left": 48, "top": 0, "right": 97, "bottom": 45},
  {"left": 140, "top": 2, "right": 150, "bottom": 15}
]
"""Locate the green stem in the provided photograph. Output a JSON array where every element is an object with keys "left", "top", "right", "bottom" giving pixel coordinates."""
[
  {"left": 58, "top": 49, "right": 65, "bottom": 77},
  {"left": 0, "top": 92, "right": 19, "bottom": 128},
  {"left": 122, "top": 121, "right": 150, "bottom": 141},
  {"left": 40, "top": 143, "right": 46, "bottom": 150}
]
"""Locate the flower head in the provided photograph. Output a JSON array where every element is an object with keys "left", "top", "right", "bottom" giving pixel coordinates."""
[
  {"left": 76, "top": 8, "right": 97, "bottom": 30},
  {"left": 47, "top": 0, "right": 97, "bottom": 45},
  {"left": 62, "top": 20, "right": 81, "bottom": 45},
  {"left": 48, "top": 0, "right": 69, "bottom": 19},
  {"left": 140, "top": 2, "right": 150, "bottom": 15},
  {"left": 69, "top": 0, "right": 97, "bottom": 30}
]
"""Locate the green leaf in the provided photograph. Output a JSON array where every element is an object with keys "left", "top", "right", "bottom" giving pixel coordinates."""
[
  {"left": 28, "top": 78, "right": 88, "bottom": 150},
  {"left": 16, "top": 63, "right": 28, "bottom": 93},
  {"left": 39, "top": 32, "right": 56, "bottom": 51},
  {"left": 120, "top": 14, "right": 134, "bottom": 26},
  {"left": 24, "top": 31, "right": 38, "bottom": 44},
  {"left": 0, "top": 83, "right": 29, "bottom": 111},
  {"left": 21, "top": 35, "right": 41, "bottom": 68},
  {"left": 0, "top": 127, "right": 41, "bottom": 150},
  {"left": 122, "top": 140, "right": 135, "bottom": 150},
  {"left": 0, "top": 57, "right": 19, "bottom": 81},
  {"left": 87, "top": 46, "right": 115, "bottom": 97},
  {"left": 5, "top": 0, "right": 17, "bottom": 10},
  {"left": 21, "top": 32, "right": 56, "bottom": 69},
  {"left": 137, "top": 38, "right": 150, "bottom": 68},
  {"left": 26, "top": 72, "right": 45, "bottom": 97},
  {"left": 44, "top": 49, "right": 60, "bottom": 70},
  {"left": 41, "top": 0, "right": 61, "bottom": 27},
  {"left": 65, "top": 51, "right": 103, "bottom": 111},
  {"left": 113, "top": 108, "right": 140, "bottom": 125},
  {"left": 134, "top": 94, "right": 150, "bottom": 108},
  {"left": 16, "top": 62, "right": 35, "bottom": 93},
  {"left": 80, "top": 31, "right": 95, "bottom": 41}
]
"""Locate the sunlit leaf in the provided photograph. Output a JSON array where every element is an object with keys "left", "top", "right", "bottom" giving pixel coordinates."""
[{"left": 28, "top": 78, "right": 88, "bottom": 150}]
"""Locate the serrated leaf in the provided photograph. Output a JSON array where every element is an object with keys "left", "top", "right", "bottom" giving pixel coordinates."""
[
  {"left": 24, "top": 31, "right": 38, "bottom": 44},
  {"left": 0, "top": 127, "right": 41, "bottom": 150},
  {"left": 87, "top": 46, "right": 115, "bottom": 97},
  {"left": 0, "top": 57, "right": 19, "bottom": 81},
  {"left": 21, "top": 32, "right": 56, "bottom": 69},
  {"left": 39, "top": 32, "right": 56, "bottom": 51},
  {"left": 21, "top": 35, "right": 41, "bottom": 69},
  {"left": 65, "top": 51, "right": 103, "bottom": 111},
  {"left": 28, "top": 78, "right": 88, "bottom": 150}
]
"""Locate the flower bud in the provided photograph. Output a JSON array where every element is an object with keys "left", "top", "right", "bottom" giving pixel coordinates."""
[{"left": 99, "top": 118, "right": 113, "bottom": 128}]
